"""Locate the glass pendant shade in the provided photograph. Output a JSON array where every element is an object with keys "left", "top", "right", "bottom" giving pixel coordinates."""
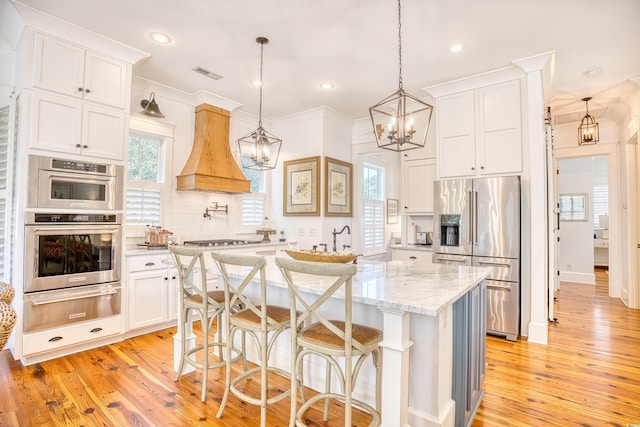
[
  {"left": 369, "top": 89, "right": 433, "bottom": 151},
  {"left": 238, "top": 128, "right": 282, "bottom": 171},
  {"left": 578, "top": 97, "right": 599, "bottom": 145},
  {"left": 238, "top": 36, "right": 282, "bottom": 171}
]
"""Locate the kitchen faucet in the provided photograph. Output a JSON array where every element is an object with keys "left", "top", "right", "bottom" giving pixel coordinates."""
[{"left": 332, "top": 225, "right": 351, "bottom": 252}]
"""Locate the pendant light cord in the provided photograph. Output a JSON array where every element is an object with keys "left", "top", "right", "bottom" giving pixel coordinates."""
[
  {"left": 258, "top": 39, "right": 265, "bottom": 128},
  {"left": 397, "top": 0, "right": 403, "bottom": 91}
]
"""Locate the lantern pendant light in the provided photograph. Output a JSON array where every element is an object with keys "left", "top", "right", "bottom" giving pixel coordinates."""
[
  {"left": 369, "top": 0, "right": 433, "bottom": 152},
  {"left": 238, "top": 37, "right": 282, "bottom": 171},
  {"left": 578, "top": 97, "right": 599, "bottom": 145}
]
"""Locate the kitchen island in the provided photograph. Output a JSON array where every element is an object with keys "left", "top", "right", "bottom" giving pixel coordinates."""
[{"left": 178, "top": 252, "right": 490, "bottom": 427}]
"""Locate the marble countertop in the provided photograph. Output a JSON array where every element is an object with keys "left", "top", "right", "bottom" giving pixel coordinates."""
[
  {"left": 198, "top": 254, "right": 489, "bottom": 317},
  {"left": 390, "top": 244, "right": 434, "bottom": 252},
  {"left": 125, "top": 241, "right": 290, "bottom": 256}
]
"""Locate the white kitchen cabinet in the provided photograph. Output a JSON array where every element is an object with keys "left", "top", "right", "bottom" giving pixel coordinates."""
[
  {"left": 126, "top": 253, "right": 176, "bottom": 332},
  {"left": 29, "top": 91, "right": 125, "bottom": 160},
  {"left": 33, "top": 33, "right": 129, "bottom": 110},
  {"left": 437, "top": 80, "right": 522, "bottom": 179},
  {"left": 400, "top": 121, "right": 437, "bottom": 161},
  {"left": 391, "top": 248, "right": 433, "bottom": 264},
  {"left": 401, "top": 158, "right": 436, "bottom": 214}
]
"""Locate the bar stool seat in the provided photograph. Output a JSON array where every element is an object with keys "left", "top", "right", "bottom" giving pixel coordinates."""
[
  {"left": 169, "top": 245, "right": 246, "bottom": 402},
  {"left": 276, "top": 257, "right": 382, "bottom": 427},
  {"left": 212, "top": 252, "right": 299, "bottom": 427}
]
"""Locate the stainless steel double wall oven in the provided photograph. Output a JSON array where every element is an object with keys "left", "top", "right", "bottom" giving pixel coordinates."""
[{"left": 24, "top": 155, "right": 123, "bottom": 332}]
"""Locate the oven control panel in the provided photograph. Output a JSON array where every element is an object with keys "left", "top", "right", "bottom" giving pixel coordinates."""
[{"left": 27, "top": 213, "right": 120, "bottom": 224}]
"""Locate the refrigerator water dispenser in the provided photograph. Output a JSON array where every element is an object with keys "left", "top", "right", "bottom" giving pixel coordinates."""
[{"left": 440, "top": 214, "right": 460, "bottom": 246}]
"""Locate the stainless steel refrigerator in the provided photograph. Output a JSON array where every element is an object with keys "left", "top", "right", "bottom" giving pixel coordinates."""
[{"left": 432, "top": 176, "right": 520, "bottom": 341}]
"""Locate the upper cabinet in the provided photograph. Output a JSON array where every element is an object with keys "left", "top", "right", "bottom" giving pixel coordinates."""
[
  {"left": 437, "top": 79, "right": 522, "bottom": 179},
  {"left": 401, "top": 158, "right": 436, "bottom": 214},
  {"left": 32, "top": 33, "right": 129, "bottom": 110}
]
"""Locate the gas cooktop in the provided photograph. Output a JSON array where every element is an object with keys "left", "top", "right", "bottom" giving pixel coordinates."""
[{"left": 183, "top": 239, "right": 257, "bottom": 247}]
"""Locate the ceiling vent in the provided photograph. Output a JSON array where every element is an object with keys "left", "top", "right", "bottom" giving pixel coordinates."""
[
  {"left": 554, "top": 106, "right": 607, "bottom": 126},
  {"left": 193, "top": 66, "right": 223, "bottom": 80}
]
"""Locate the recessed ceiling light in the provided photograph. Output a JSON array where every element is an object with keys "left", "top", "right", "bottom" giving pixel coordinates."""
[
  {"left": 449, "top": 44, "right": 463, "bottom": 53},
  {"left": 584, "top": 67, "right": 603, "bottom": 76},
  {"left": 149, "top": 32, "right": 172, "bottom": 44},
  {"left": 319, "top": 82, "right": 335, "bottom": 90}
]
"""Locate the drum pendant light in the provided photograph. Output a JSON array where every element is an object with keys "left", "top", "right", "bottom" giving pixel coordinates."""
[
  {"left": 238, "top": 37, "right": 282, "bottom": 171},
  {"left": 578, "top": 97, "right": 599, "bottom": 145},
  {"left": 369, "top": 0, "right": 433, "bottom": 152}
]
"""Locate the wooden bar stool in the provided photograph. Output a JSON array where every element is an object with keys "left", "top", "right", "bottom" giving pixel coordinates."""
[
  {"left": 275, "top": 257, "right": 383, "bottom": 427},
  {"left": 212, "top": 252, "right": 297, "bottom": 427},
  {"left": 168, "top": 245, "right": 246, "bottom": 402}
]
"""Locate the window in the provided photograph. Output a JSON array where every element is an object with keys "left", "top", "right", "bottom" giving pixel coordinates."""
[
  {"left": 593, "top": 184, "right": 608, "bottom": 228},
  {"left": 240, "top": 154, "right": 266, "bottom": 226},
  {"left": 126, "top": 129, "right": 166, "bottom": 227},
  {"left": 559, "top": 193, "right": 587, "bottom": 222},
  {"left": 363, "top": 164, "right": 385, "bottom": 252}
]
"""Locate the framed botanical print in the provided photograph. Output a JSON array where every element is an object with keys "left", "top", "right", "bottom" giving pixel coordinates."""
[
  {"left": 283, "top": 156, "right": 321, "bottom": 216},
  {"left": 324, "top": 157, "right": 352, "bottom": 217}
]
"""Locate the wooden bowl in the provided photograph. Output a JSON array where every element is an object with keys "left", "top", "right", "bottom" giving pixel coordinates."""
[{"left": 284, "top": 250, "right": 357, "bottom": 264}]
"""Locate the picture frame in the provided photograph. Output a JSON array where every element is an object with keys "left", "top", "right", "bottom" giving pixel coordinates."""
[
  {"left": 387, "top": 198, "right": 399, "bottom": 224},
  {"left": 283, "top": 156, "right": 321, "bottom": 216},
  {"left": 324, "top": 157, "right": 353, "bottom": 217}
]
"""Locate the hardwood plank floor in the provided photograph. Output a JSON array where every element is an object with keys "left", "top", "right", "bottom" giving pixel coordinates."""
[
  {"left": 474, "top": 268, "right": 640, "bottom": 427},
  {"left": 1, "top": 268, "right": 639, "bottom": 426}
]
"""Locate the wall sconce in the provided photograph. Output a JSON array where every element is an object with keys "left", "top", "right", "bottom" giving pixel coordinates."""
[
  {"left": 578, "top": 97, "right": 598, "bottom": 145},
  {"left": 140, "top": 92, "right": 165, "bottom": 118}
]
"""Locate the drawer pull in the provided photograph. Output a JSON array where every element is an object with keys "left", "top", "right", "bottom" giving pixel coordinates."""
[
  {"left": 90, "top": 327, "right": 103, "bottom": 333},
  {"left": 48, "top": 336, "right": 63, "bottom": 342},
  {"left": 32, "top": 289, "right": 118, "bottom": 306},
  {"left": 409, "top": 256, "right": 417, "bottom": 260},
  {"left": 145, "top": 262, "right": 156, "bottom": 267},
  {"left": 477, "top": 260, "right": 511, "bottom": 267}
]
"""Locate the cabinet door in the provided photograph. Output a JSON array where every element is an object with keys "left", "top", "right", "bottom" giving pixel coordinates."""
[
  {"left": 81, "top": 104, "right": 125, "bottom": 160},
  {"left": 401, "top": 123, "right": 437, "bottom": 160},
  {"left": 402, "top": 158, "right": 436, "bottom": 214},
  {"left": 167, "top": 268, "right": 179, "bottom": 322},
  {"left": 477, "top": 80, "right": 522, "bottom": 175},
  {"left": 437, "top": 91, "right": 476, "bottom": 178},
  {"left": 30, "top": 91, "right": 83, "bottom": 154},
  {"left": 83, "top": 51, "right": 128, "bottom": 109},
  {"left": 33, "top": 33, "right": 85, "bottom": 99},
  {"left": 128, "top": 270, "right": 168, "bottom": 330}
]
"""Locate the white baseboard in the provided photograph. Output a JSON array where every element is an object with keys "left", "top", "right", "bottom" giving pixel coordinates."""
[{"left": 559, "top": 271, "right": 596, "bottom": 285}]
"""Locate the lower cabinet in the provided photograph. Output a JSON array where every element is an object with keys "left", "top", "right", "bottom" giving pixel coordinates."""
[
  {"left": 127, "top": 253, "right": 178, "bottom": 332},
  {"left": 452, "top": 281, "right": 486, "bottom": 427},
  {"left": 391, "top": 248, "right": 433, "bottom": 264}
]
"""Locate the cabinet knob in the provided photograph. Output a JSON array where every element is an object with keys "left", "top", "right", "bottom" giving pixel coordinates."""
[
  {"left": 75, "top": 144, "right": 82, "bottom": 148},
  {"left": 164, "top": 277, "right": 168, "bottom": 280},
  {"left": 404, "top": 206, "right": 408, "bottom": 209},
  {"left": 471, "top": 167, "right": 475, "bottom": 171},
  {"left": 85, "top": 88, "right": 91, "bottom": 93},
  {"left": 82, "top": 145, "right": 88, "bottom": 149},
  {"left": 480, "top": 166, "right": 484, "bottom": 170},
  {"left": 77, "top": 87, "right": 83, "bottom": 92}
]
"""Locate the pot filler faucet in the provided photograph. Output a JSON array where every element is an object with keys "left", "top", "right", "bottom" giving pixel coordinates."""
[{"left": 332, "top": 225, "right": 351, "bottom": 252}]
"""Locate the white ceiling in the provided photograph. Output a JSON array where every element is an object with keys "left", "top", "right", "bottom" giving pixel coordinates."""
[{"left": 10, "top": 0, "right": 640, "bottom": 123}]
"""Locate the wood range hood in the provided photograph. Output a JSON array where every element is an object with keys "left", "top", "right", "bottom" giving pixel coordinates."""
[{"left": 176, "top": 104, "right": 250, "bottom": 193}]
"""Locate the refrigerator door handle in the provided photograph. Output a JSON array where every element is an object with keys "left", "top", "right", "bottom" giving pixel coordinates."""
[
  {"left": 467, "top": 189, "right": 474, "bottom": 245},
  {"left": 477, "top": 259, "right": 511, "bottom": 267},
  {"left": 435, "top": 256, "right": 468, "bottom": 263},
  {"left": 473, "top": 189, "right": 479, "bottom": 244},
  {"left": 486, "top": 281, "right": 513, "bottom": 290}
]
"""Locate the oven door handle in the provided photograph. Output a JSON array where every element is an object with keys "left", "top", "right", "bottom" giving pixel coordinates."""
[
  {"left": 27, "top": 225, "right": 121, "bottom": 233},
  {"left": 31, "top": 289, "right": 119, "bottom": 306}
]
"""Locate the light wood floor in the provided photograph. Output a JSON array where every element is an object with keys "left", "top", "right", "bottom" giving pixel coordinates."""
[{"left": 1, "top": 268, "right": 639, "bottom": 426}]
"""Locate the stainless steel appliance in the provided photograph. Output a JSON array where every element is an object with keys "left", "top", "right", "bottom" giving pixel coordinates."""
[
  {"left": 23, "top": 212, "right": 122, "bottom": 332},
  {"left": 432, "top": 176, "right": 520, "bottom": 341},
  {"left": 28, "top": 155, "right": 123, "bottom": 210},
  {"left": 24, "top": 213, "right": 122, "bottom": 293}
]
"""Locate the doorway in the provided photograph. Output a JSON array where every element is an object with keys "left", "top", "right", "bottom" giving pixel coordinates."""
[{"left": 557, "top": 155, "right": 609, "bottom": 288}]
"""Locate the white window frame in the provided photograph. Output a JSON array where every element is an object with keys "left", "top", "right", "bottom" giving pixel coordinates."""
[
  {"left": 126, "top": 118, "right": 173, "bottom": 237},
  {"left": 362, "top": 163, "right": 385, "bottom": 254}
]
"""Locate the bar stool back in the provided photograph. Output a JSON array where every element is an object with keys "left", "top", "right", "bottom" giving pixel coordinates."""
[
  {"left": 212, "top": 252, "right": 296, "bottom": 427},
  {"left": 169, "top": 245, "right": 245, "bottom": 402},
  {"left": 275, "top": 257, "right": 382, "bottom": 427}
]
